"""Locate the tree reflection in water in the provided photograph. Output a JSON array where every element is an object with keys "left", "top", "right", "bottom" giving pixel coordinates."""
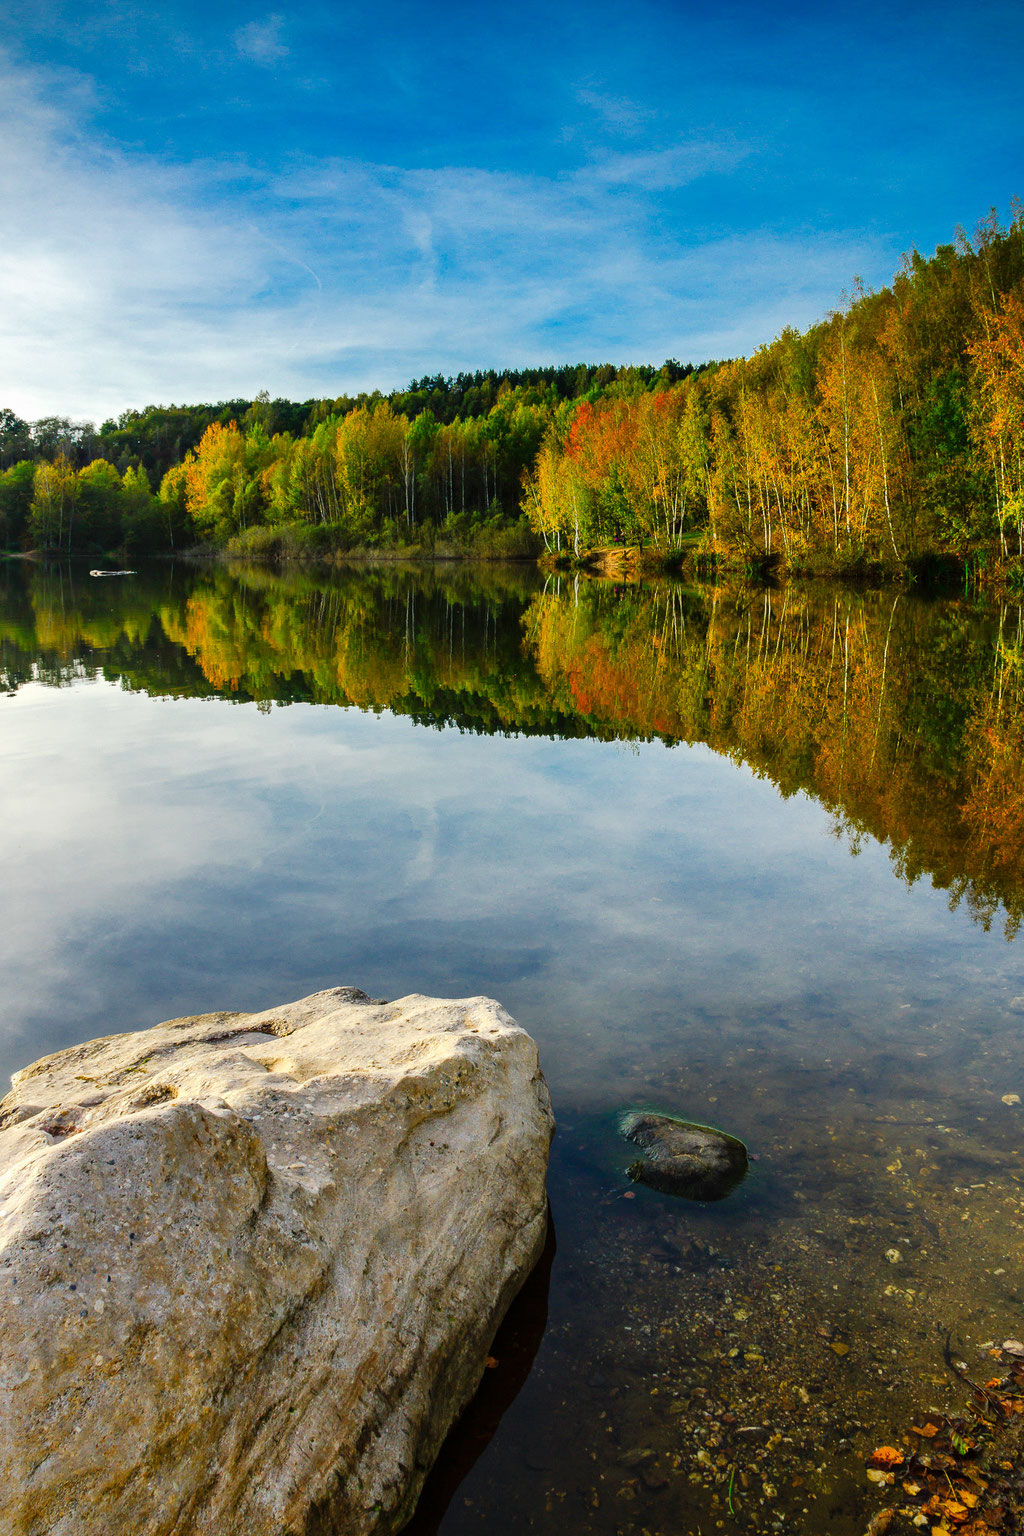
[{"left": 4, "top": 559, "right": 1023, "bottom": 936}]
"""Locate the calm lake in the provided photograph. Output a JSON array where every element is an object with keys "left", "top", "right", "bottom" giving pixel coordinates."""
[{"left": 3, "top": 559, "right": 1024, "bottom": 1534}]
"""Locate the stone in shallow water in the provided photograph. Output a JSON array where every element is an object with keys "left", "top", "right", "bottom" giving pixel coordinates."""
[
  {"left": 0, "top": 986, "right": 554, "bottom": 1536},
  {"left": 621, "top": 1110, "right": 748, "bottom": 1201}
]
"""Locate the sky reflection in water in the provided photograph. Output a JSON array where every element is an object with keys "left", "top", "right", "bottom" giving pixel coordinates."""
[{"left": 4, "top": 666, "right": 1007, "bottom": 1106}]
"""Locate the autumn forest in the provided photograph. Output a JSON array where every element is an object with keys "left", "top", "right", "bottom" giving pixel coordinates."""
[{"left": 4, "top": 206, "right": 1024, "bottom": 581}]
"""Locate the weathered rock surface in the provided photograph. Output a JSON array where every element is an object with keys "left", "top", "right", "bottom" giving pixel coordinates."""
[
  {"left": 621, "top": 1111, "right": 748, "bottom": 1201},
  {"left": 0, "top": 987, "right": 554, "bottom": 1536}
]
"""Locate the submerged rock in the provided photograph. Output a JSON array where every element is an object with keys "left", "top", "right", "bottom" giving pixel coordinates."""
[
  {"left": 621, "top": 1110, "right": 748, "bottom": 1201},
  {"left": 0, "top": 987, "right": 554, "bottom": 1536}
]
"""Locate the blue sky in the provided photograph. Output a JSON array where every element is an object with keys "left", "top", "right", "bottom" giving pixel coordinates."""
[{"left": 2, "top": 0, "right": 1022, "bottom": 421}]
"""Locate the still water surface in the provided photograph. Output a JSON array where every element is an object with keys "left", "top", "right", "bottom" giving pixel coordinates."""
[{"left": 3, "top": 560, "right": 1024, "bottom": 1533}]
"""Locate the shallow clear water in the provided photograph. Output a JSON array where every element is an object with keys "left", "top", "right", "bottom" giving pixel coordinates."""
[{"left": 3, "top": 560, "right": 1024, "bottom": 1533}]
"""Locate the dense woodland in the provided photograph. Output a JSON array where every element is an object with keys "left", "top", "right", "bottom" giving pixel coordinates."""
[
  {"left": 0, "top": 364, "right": 698, "bottom": 562},
  {"left": 3, "top": 207, "right": 1024, "bottom": 576}
]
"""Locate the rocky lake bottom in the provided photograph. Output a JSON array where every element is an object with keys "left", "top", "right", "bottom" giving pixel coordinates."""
[{"left": 413, "top": 1018, "right": 1024, "bottom": 1535}]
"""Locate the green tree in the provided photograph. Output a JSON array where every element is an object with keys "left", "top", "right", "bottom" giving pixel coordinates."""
[
  {"left": 77, "top": 459, "right": 123, "bottom": 552},
  {"left": 0, "top": 461, "right": 36, "bottom": 547},
  {"left": 0, "top": 409, "right": 31, "bottom": 469}
]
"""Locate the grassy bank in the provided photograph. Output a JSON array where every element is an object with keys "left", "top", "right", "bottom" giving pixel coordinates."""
[
  {"left": 539, "top": 537, "right": 1024, "bottom": 593},
  {"left": 219, "top": 513, "right": 540, "bottom": 565}
]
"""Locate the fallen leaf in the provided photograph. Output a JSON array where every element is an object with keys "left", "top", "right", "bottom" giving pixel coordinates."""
[
  {"left": 1001, "top": 1339, "right": 1024, "bottom": 1357},
  {"left": 485, "top": 1357, "right": 499, "bottom": 1369},
  {"left": 830, "top": 1340, "right": 850, "bottom": 1357},
  {"left": 868, "top": 1447, "right": 906, "bottom": 1469},
  {"left": 912, "top": 1424, "right": 940, "bottom": 1438}
]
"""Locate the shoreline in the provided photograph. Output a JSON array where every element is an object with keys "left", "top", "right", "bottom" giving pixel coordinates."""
[{"left": 168, "top": 537, "right": 1022, "bottom": 592}]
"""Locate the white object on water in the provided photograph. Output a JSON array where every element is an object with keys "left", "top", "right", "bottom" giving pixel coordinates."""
[{"left": 89, "top": 569, "right": 136, "bottom": 577}]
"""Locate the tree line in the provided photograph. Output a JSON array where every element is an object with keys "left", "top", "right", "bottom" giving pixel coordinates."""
[
  {"left": 2, "top": 205, "right": 1022, "bottom": 573},
  {"left": 526, "top": 206, "right": 1024, "bottom": 575},
  {"left": 0, "top": 365, "right": 697, "bottom": 558}
]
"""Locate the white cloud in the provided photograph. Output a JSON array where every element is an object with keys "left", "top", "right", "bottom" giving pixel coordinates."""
[
  {"left": 0, "top": 49, "right": 889, "bottom": 421},
  {"left": 234, "top": 15, "right": 288, "bottom": 66}
]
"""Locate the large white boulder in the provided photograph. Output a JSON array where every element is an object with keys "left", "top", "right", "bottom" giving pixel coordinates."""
[{"left": 0, "top": 987, "right": 554, "bottom": 1535}]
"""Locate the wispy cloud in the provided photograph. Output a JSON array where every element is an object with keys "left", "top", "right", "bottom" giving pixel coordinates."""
[
  {"left": 575, "top": 87, "right": 652, "bottom": 136},
  {"left": 581, "top": 142, "right": 745, "bottom": 190},
  {"left": 0, "top": 50, "right": 888, "bottom": 421},
  {"left": 234, "top": 15, "right": 288, "bottom": 66}
]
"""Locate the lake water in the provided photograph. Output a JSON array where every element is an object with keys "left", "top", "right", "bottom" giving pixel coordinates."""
[{"left": 3, "top": 559, "right": 1024, "bottom": 1534}]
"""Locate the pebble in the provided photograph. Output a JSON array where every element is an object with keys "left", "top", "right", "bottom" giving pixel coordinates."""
[
  {"left": 619, "top": 1447, "right": 655, "bottom": 1468},
  {"left": 1001, "top": 1094, "right": 1021, "bottom": 1106},
  {"left": 885, "top": 1248, "right": 902, "bottom": 1264}
]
